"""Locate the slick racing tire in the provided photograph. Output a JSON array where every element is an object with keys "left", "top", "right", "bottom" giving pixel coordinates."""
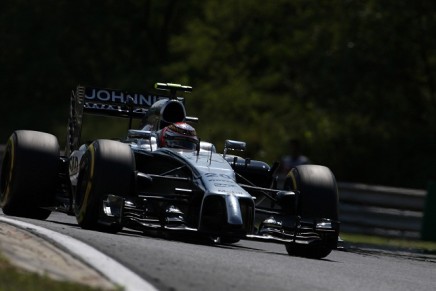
[
  {"left": 285, "top": 242, "right": 332, "bottom": 260},
  {"left": 283, "top": 165, "right": 339, "bottom": 259},
  {"left": 0, "top": 130, "right": 59, "bottom": 219},
  {"left": 74, "top": 139, "right": 135, "bottom": 232},
  {"left": 284, "top": 165, "right": 338, "bottom": 221},
  {"left": 219, "top": 236, "right": 240, "bottom": 244}
]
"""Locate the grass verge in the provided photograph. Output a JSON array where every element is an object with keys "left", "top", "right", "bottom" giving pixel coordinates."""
[
  {"left": 0, "top": 253, "right": 108, "bottom": 291},
  {"left": 340, "top": 232, "right": 436, "bottom": 252}
]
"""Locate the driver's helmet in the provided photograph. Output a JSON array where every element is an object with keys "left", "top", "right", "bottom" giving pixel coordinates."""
[{"left": 159, "top": 122, "right": 199, "bottom": 150}]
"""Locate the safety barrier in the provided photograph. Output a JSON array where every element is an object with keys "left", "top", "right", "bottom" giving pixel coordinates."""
[
  {"left": 0, "top": 144, "right": 431, "bottom": 240},
  {"left": 338, "top": 182, "right": 427, "bottom": 239}
]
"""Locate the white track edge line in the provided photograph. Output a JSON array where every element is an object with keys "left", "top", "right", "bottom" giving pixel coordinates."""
[{"left": 0, "top": 216, "right": 157, "bottom": 291}]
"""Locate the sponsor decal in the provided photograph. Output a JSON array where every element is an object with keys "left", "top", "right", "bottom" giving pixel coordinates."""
[
  {"left": 213, "top": 183, "right": 237, "bottom": 188},
  {"left": 84, "top": 102, "right": 148, "bottom": 114},
  {"left": 203, "top": 173, "right": 245, "bottom": 194},
  {"left": 216, "top": 189, "right": 245, "bottom": 195},
  {"left": 204, "top": 173, "right": 234, "bottom": 180},
  {"left": 85, "top": 88, "right": 163, "bottom": 107}
]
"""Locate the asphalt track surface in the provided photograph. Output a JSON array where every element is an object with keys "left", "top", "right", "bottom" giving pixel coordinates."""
[{"left": 1, "top": 211, "right": 436, "bottom": 291}]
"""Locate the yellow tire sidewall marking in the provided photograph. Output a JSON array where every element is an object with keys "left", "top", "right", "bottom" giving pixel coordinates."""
[
  {"left": 286, "top": 170, "right": 298, "bottom": 191},
  {"left": 1, "top": 137, "right": 15, "bottom": 206}
]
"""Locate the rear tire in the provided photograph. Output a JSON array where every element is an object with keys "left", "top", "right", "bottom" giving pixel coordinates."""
[
  {"left": 74, "top": 139, "right": 135, "bottom": 232},
  {"left": 0, "top": 130, "right": 59, "bottom": 219},
  {"left": 283, "top": 165, "right": 339, "bottom": 259}
]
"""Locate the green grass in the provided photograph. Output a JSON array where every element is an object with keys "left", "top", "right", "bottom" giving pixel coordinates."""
[
  {"left": 0, "top": 254, "right": 111, "bottom": 291},
  {"left": 341, "top": 232, "right": 436, "bottom": 252}
]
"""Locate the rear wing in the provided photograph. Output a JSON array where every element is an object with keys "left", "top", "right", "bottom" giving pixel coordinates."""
[
  {"left": 66, "top": 83, "right": 192, "bottom": 155},
  {"left": 79, "top": 86, "right": 174, "bottom": 118}
]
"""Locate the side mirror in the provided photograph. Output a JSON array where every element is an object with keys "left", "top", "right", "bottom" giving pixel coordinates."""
[
  {"left": 127, "top": 130, "right": 152, "bottom": 140},
  {"left": 127, "top": 130, "right": 154, "bottom": 151},
  {"left": 223, "top": 140, "right": 246, "bottom": 158},
  {"left": 185, "top": 116, "right": 199, "bottom": 123}
]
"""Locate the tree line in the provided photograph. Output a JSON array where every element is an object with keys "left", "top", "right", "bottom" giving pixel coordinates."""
[{"left": 0, "top": 0, "right": 435, "bottom": 188}]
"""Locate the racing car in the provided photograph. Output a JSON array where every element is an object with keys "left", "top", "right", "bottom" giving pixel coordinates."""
[{"left": 0, "top": 83, "right": 339, "bottom": 259}]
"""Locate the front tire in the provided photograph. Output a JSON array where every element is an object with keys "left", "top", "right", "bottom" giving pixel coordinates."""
[
  {"left": 283, "top": 165, "right": 339, "bottom": 259},
  {"left": 74, "top": 139, "right": 135, "bottom": 232},
  {"left": 0, "top": 130, "right": 59, "bottom": 219},
  {"left": 284, "top": 165, "right": 338, "bottom": 220},
  {"left": 219, "top": 236, "right": 240, "bottom": 244},
  {"left": 285, "top": 242, "right": 333, "bottom": 259}
]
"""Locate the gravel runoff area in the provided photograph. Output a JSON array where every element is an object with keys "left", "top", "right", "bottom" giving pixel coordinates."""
[{"left": 0, "top": 221, "right": 116, "bottom": 290}]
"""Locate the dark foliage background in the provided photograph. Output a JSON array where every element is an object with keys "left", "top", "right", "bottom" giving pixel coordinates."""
[{"left": 1, "top": 0, "right": 435, "bottom": 188}]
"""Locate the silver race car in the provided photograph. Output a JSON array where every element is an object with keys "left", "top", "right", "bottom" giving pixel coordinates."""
[{"left": 0, "top": 83, "right": 339, "bottom": 259}]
